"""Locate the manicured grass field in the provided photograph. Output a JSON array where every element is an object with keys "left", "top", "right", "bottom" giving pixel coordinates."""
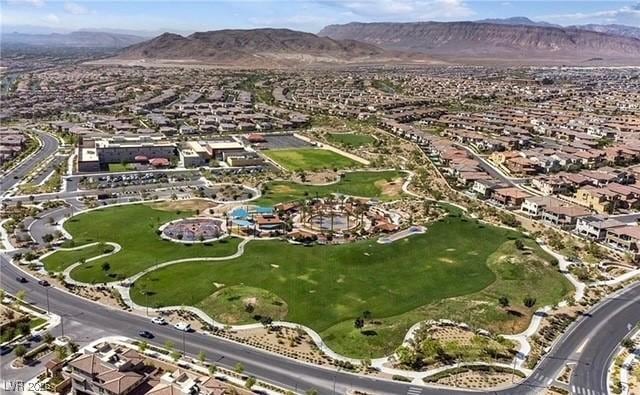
[
  {"left": 108, "top": 163, "right": 135, "bottom": 172},
  {"left": 46, "top": 204, "right": 241, "bottom": 283},
  {"left": 255, "top": 170, "right": 404, "bottom": 206},
  {"left": 195, "top": 285, "right": 288, "bottom": 324},
  {"left": 129, "top": 214, "right": 571, "bottom": 357},
  {"left": 327, "top": 133, "right": 375, "bottom": 148},
  {"left": 262, "top": 148, "right": 360, "bottom": 171},
  {"left": 42, "top": 243, "right": 111, "bottom": 273}
]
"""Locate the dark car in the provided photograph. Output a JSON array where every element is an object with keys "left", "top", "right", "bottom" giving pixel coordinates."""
[
  {"left": 16, "top": 276, "right": 28, "bottom": 283},
  {"left": 138, "top": 330, "right": 154, "bottom": 339},
  {"left": 37, "top": 280, "right": 50, "bottom": 286}
]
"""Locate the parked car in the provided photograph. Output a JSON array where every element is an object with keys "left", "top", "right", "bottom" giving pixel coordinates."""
[
  {"left": 173, "top": 322, "right": 191, "bottom": 332},
  {"left": 16, "top": 276, "right": 27, "bottom": 283},
  {"left": 151, "top": 317, "right": 167, "bottom": 325},
  {"left": 37, "top": 280, "right": 50, "bottom": 286},
  {"left": 138, "top": 330, "right": 154, "bottom": 339}
]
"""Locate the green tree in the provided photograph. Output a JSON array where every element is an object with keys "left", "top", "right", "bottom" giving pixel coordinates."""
[
  {"left": 55, "top": 345, "right": 69, "bottom": 360},
  {"left": 208, "top": 364, "right": 217, "bottom": 376},
  {"left": 170, "top": 350, "right": 182, "bottom": 362},
  {"left": 354, "top": 317, "right": 364, "bottom": 330},
  {"left": 15, "top": 289, "right": 26, "bottom": 302},
  {"left": 245, "top": 376, "right": 256, "bottom": 389},
  {"left": 622, "top": 338, "right": 636, "bottom": 352},
  {"left": 498, "top": 296, "right": 510, "bottom": 308},
  {"left": 101, "top": 262, "right": 111, "bottom": 272},
  {"left": 523, "top": 296, "right": 537, "bottom": 308},
  {"left": 197, "top": 351, "right": 206, "bottom": 365},
  {"left": 138, "top": 341, "right": 148, "bottom": 353},
  {"left": 43, "top": 332, "right": 55, "bottom": 344},
  {"left": 234, "top": 362, "right": 245, "bottom": 374},
  {"left": 14, "top": 344, "right": 27, "bottom": 360}
]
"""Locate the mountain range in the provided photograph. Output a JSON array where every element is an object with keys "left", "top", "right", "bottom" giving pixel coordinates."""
[
  {"left": 1, "top": 30, "right": 146, "bottom": 48},
  {"left": 318, "top": 21, "right": 640, "bottom": 63},
  {"left": 111, "top": 28, "right": 434, "bottom": 67},
  {"left": 474, "top": 16, "right": 640, "bottom": 40}
]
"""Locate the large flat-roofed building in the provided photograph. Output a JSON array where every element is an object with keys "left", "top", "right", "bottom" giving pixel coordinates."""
[
  {"left": 77, "top": 147, "right": 101, "bottom": 173},
  {"left": 180, "top": 140, "right": 263, "bottom": 168},
  {"left": 95, "top": 136, "right": 176, "bottom": 164},
  {"left": 77, "top": 135, "right": 176, "bottom": 172}
]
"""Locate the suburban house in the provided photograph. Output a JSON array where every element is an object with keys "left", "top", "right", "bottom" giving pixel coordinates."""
[{"left": 492, "top": 187, "right": 531, "bottom": 208}]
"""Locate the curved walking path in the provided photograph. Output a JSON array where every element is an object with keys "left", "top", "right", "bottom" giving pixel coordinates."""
[
  {"left": 30, "top": 188, "right": 613, "bottom": 384},
  {"left": 538, "top": 242, "right": 587, "bottom": 302},
  {"left": 38, "top": 241, "right": 122, "bottom": 285}
]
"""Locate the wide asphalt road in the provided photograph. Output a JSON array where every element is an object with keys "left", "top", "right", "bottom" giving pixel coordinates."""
[
  {"left": 1, "top": 129, "right": 59, "bottom": 195},
  {"left": 2, "top": 247, "right": 637, "bottom": 395}
]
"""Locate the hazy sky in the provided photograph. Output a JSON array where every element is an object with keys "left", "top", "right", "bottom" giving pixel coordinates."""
[{"left": 1, "top": 0, "right": 639, "bottom": 34}]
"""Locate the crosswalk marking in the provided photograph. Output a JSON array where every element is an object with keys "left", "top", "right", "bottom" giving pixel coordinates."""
[
  {"left": 570, "top": 385, "right": 605, "bottom": 395},
  {"left": 407, "top": 387, "right": 422, "bottom": 395}
]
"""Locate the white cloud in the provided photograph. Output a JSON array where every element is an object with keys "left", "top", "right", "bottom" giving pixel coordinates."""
[
  {"left": 63, "top": 1, "right": 89, "bottom": 15},
  {"left": 542, "top": 3, "right": 640, "bottom": 26},
  {"left": 324, "top": 0, "right": 474, "bottom": 20},
  {"left": 6, "top": 0, "right": 45, "bottom": 7},
  {"left": 42, "top": 13, "right": 60, "bottom": 24}
]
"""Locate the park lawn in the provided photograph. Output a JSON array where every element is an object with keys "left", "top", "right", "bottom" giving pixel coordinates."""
[
  {"left": 49, "top": 204, "right": 241, "bottom": 283},
  {"left": 42, "top": 243, "right": 110, "bottom": 273},
  {"left": 263, "top": 148, "right": 360, "bottom": 172},
  {"left": 321, "top": 238, "right": 572, "bottom": 358},
  {"left": 327, "top": 133, "right": 375, "bottom": 148},
  {"left": 255, "top": 170, "right": 404, "bottom": 206},
  {"left": 108, "top": 163, "right": 135, "bottom": 172},
  {"left": 195, "top": 285, "right": 288, "bottom": 324},
  {"left": 130, "top": 215, "right": 527, "bottom": 357}
]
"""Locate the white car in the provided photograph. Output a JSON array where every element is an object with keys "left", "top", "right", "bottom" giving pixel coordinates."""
[
  {"left": 151, "top": 317, "right": 167, "bottom": 325},
  {"left": 173, "top": 322, "right": 191, "bottom": 332}
]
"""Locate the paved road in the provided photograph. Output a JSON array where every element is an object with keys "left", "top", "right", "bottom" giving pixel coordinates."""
[
  {"left": 2, "top": 246, "right": 638, "bottom": 394},
  {"left": 568, "top": 283, "right": 640, "bottom": 395},
  {"left": 1, "top": 130, "right": 59, "bottom": 195}
]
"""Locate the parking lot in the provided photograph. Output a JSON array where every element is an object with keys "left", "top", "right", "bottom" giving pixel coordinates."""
[
  {"left": 247, "top": 133, "right": 313, "bottom": 150},
  {"left": 80, "top": 172, "right": 200, "bottom": 190}
]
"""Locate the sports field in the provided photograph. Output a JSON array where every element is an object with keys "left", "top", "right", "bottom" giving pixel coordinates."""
[
  {"left": 263, "top": 148, "right": 360, "bottom": 171},
  {"left": 129, "top": 214, "right": 572, "bottom": 357},
  {"left": 42, "top": 204, "right": 240, "bottom": 283},
  {"left": 255, "top": 170, "right": 404, "bottom": 205},
  {"left": 327, "top": 133, "right": 375, "bottom": 148}
]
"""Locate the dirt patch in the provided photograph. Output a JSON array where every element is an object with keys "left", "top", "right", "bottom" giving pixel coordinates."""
[
  {"left": 222, "top": 326, "right": 331, "bottom": 366},
  {"left": 150, "top": 199, "right": 217, "bottom": 213},
  {"left": 432, "top": 370, "right": 521, "bottom": 389},
  {"left": 429, "top": 326, "right": 476, "bottom": 344},
  {"left": 295, "top": 171, "right": 338, "bottom": 184},
  {"left": 375, "top": 177, "right": 403, "bottom": 198},
  {"left": 0, "top": 305, "right": 26, "bottom": 326}
]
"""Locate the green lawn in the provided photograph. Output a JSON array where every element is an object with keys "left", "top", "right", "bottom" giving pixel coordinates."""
[
  {"left": 129, "top": 215, "right": 571, "bottom": 357},
  {"left": 255, "top": 170, "right": 404, "bottom": 206},
  {"left": 327, "top": 133, "right": 375, "bottom": 148},
  {"left": 108, "top": 163, "right": 135, "bottom": 172},
  {"left": 263, "top": 148, "right": 360, "bottom": 172},
  {"left": 46, "top": 204, "right": 241, "bottom": 283},
  {"left": 42, "top": 243, "right": 110, "bottom": 273}
]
